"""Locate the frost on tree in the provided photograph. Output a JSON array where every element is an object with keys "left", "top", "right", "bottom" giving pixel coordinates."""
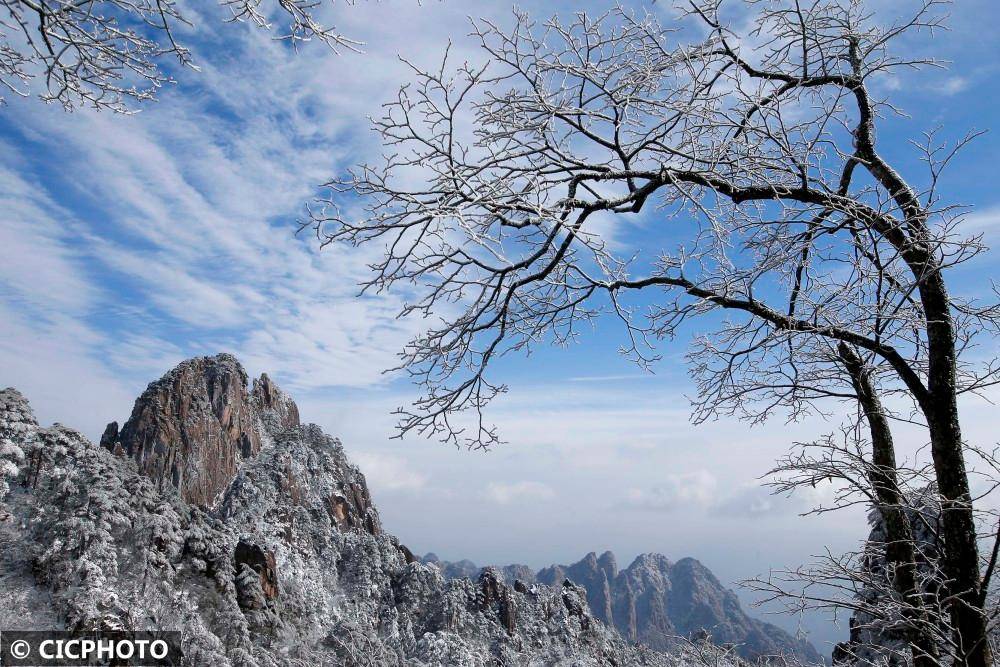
[{"left": 308, "top": 2, "right": 1000, "bottom": 664}]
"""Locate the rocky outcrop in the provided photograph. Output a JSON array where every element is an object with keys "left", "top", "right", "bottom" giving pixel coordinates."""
[
  {"left": 423, "top": 552, "right": 480, "bottom": 579},
  {"left": 234, "top": 540, "right": 280, "bottom": 601},
  {"left": 98, "top": 421, "right": 119, "bottom": 450},
  {"left": 424, "top": 550, "right": 822, "bottom": 663},
  {"left": 325, "top": 478, "right": 380, "bottom": 536},
  {"left": 832, "top": 490, "right": 947, "bottom": 666},
  {"left": 105, "top": 353, "right": 299, "bottom": 507},
  {"left": 0, "top": 357, "right": 693, "bottom": 667},
  {"left": 251, "top": 373, "right": 299, "bottom": 433},
  {"left": 476, "top": 568, "right": 517, "bottom": 635}
]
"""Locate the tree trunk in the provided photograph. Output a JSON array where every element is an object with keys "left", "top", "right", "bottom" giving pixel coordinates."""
[
  {"left": 847, "top": 55, "right": 992, "bottom": 664},
  {"left": 839, "top": 343, "right": 940, "bottom": 667},
  {"left": 926, "top": 410, "right": 991, "bottom": 667},
  {"left": 918, "top": 273, "right": 992, "bottom": 667}
]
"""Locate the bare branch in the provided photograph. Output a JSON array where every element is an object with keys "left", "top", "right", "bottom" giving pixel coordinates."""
[{"left": 0, "top": 0, "right": 364, "bottom": 111}]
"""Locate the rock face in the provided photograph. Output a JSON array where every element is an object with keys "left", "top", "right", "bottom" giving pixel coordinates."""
[
  {"left": 251, "top": 372, "right": 300, "bottom": 433},
  {"left": 425, "top": 550, "right": 822, "bottom": 663},
  {"left": 234, "top": 539, "right": 280, "bottom": 605},
  {"left": 0, "top": 357, "right": 717, "bottom": 667},
  {"left": 107, "top": 354, "right": 300, "bottom": 507}
]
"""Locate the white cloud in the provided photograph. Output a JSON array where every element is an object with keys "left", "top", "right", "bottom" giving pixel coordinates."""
[
  {"left": 941, "top": 76, "right": 970, "bottom": 95},
  {"left": 484, "top": 481, "right": 555, "bottom": 505},
  {"left": 0, "top": 303, "right": 137, "bottom": 438},
  {"left": 626, "top": 474, "right": 847, "bottom": 518},
  {"left": 712, "top": 482, "right": 841, "bottom": 519},
  {"left": 567, "top": 374, "right": 659, "bottom": 383},
  {"left": 352, "top": 452, "right": 427, "bottom": 493},
  {"left": 961, "top": 205, "right": 1000, "bottom": 234},
  {"left": 624, "top": 469, "right": 718, "bottom": 511},
  {"left": 0, "top": 159, "right": 99, "bottom": 317},
  {"left": 712, "top": 484, "right": 778, "bottom": 517}
]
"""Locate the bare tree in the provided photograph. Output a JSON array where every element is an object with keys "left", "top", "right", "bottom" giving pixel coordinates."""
[
  {"left": 308, "top": 1, "right": 998, "bottom": 664},
  {"left": 0, "top": 0, "right": 361, "bottom": 112},
  {"left": 753, "top": 425, "right": 1000, "bottom": 666}
]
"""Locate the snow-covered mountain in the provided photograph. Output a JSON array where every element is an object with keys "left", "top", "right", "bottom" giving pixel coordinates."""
[
  {"left": 422, "top": 552, "right": 820, "bottom": 663},
  {"left": 0, "top": 353, "right": 785, "bottom": 665}
]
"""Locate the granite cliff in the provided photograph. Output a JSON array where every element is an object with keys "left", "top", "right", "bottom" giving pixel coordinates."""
[{"left": 99, "top": 354, "right": 301, "bottom": 507}]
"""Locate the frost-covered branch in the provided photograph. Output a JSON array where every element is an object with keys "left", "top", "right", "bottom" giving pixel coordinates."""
[
  {"left": 311, "top": 3, "right": 998, "bottom": 664},
  {"left": 0, "top": 0, "right": 363, "bottom": 111}
]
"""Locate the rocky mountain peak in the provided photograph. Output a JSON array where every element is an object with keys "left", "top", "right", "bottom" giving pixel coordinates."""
[
  {"left": 0, "top": 387, "right": 36, "bottom": 425},
  {"left": 0, "top": 388, "right": 38, "bottom": 444},
  {"left": 251, "top": 372, "right": 300, "bottom": 433},
  {"left": 0, "top": 356, "right": 678, "bottom": 666},
  {"left": 597, "top": 550, "right": 618, "bottom": 579},
  {"left": 629, "top": 552, "right": 673, "bottom": 573},
  {"left": 673, "top": 556, "right": 711, "bottom": 574},
  {"left": 103, "top": 353, "right": 300, "bottom": 507}
]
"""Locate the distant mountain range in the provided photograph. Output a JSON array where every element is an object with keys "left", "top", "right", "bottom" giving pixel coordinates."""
[{"left": 423, "top": 550, "right": 821, "bottom": 663}]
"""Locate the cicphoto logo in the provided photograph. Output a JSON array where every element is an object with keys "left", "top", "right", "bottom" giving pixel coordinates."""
[{"left": 0, "top": 631, "right": 181, "bottom": 666}]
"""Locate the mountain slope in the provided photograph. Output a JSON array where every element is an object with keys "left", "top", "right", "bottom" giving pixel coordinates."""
[
  {"left": 0, "top": 354, "right": 692, "bottom": 666},
  {"left": 424, "top": 551, "right": 821, "bottom": 663}
]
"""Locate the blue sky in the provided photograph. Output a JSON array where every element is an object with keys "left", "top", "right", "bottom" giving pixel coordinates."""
[{"left": 1, "top": 0, "right": 999, "bottom": 652}]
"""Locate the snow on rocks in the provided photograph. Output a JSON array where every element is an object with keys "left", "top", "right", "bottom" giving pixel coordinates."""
[{"left": 0, "top": 356, "right": 705, "bottom": 666}]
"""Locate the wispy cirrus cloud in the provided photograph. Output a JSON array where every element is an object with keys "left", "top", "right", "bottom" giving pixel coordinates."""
[
  {"left": 0, "top": 1, "right": 472, "bottom": 405},
  {"left": 0, "top": 157, "right": 98, "bottom": 317},
  {"left": 961, "top": 205, "right": 1000, "bottom": 234}
]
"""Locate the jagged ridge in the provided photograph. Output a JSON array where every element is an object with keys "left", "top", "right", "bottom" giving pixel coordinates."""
[{"left": 423, "top": 550, "right": 821, "bottom": 663}]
